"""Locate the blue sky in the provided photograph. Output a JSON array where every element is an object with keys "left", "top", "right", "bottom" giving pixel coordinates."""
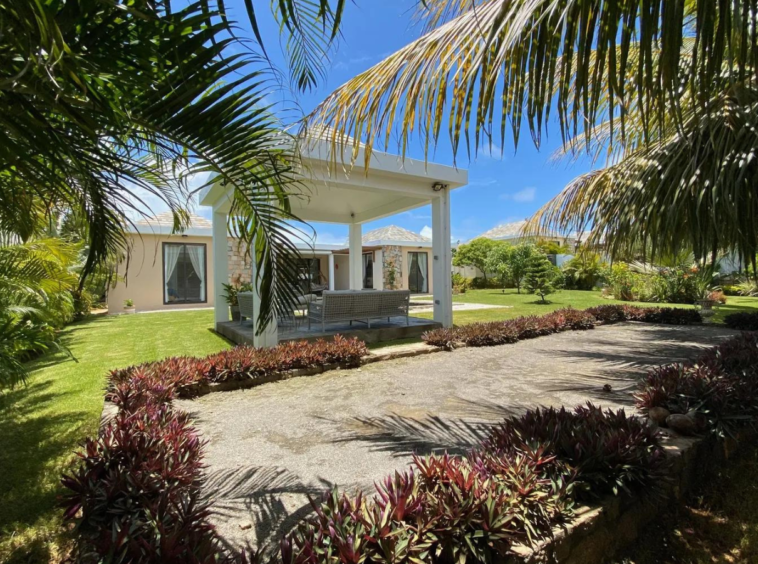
[{"left": 187, "top": 0, "right": 598, "bottom": 245}]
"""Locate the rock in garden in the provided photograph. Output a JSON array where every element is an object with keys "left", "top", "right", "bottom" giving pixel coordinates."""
[
  {"left": 687, "top": 409, "right": 709, "bottom": 431},
  {"left": 666, "top": 414, "right": 697, "bottom": 435},
  {"left": 648, "top": 407, "right": 671, "bottom": 425}
]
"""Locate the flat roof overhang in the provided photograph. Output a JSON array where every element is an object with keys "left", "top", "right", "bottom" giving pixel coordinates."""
[{"left": 199, "top": 140, "right": 468, "bottom": 224}]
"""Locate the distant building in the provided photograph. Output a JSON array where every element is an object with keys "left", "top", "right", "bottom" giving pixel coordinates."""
[{"left": 107, "top": 217, "right": 436, "bottom": 314}]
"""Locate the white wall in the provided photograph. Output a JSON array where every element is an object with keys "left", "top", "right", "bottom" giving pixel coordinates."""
[{"left": 334, "top": 254, "right": 350, "bottom": 290}]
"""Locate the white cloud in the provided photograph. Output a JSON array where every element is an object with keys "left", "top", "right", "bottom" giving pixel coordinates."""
[
  {"left": 500, "top": 187, "right": 536, "bottom": 203},
  {"left": 420, "top": 225, "right": 433, "bottom": 239},
  {"left": 468, "top": 177, "right": 498, "bottom": 187}
]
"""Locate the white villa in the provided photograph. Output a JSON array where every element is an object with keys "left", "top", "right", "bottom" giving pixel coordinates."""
[{"left": 108, "top": 139, "right": 467, "bottom": 346}]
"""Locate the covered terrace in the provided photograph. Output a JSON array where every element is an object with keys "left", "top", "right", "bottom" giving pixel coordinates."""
[{"left": 199, "top": 140, "right": 467, "bottom": 347}]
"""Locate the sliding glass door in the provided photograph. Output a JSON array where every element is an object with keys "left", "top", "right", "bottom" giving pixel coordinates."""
[
  {"left": 408, "top": 252, "right": 428, "bottom": 293},
  {"left": 362, "top": 252, "right": 374, "bottom": 289},
  {"left": 163, "top": 243, "right": 206, "bottom": 304}
]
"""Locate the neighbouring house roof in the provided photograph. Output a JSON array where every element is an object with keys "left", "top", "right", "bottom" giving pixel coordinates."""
[
  {"left": 130, "top": 212, "right": 213, "bottom": 236},
  {"left": 477, "top": 220, "right": 576, "bottom": 242},
  {"left": 362, "top": 225, "right": 431, "bottom": 246},
  {"left": 477, "top": 220, "right": 529, "bottom": 240}
]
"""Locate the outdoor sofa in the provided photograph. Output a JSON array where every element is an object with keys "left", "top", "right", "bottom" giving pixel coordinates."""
[{"left": 307, "top": 290, "right": 411, "bottom": 331}]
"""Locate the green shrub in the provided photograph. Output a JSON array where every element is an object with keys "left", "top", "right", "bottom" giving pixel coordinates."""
[
  {"left": 724, "top": 312, "right": 758, "bottom": 331},
  {"left": 562, "top": 252, "right": 607, "bottom": 290}
]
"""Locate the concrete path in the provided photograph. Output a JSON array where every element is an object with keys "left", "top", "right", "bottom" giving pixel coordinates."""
[{"left": 177, "top": 323, "right": 734, "bottom": 551}]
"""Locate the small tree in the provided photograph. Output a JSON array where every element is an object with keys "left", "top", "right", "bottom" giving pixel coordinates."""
[
  {"left": 524, "top": 253, "right": 557, "bottom": 303},
  {"left": 453, "top": 238, "right": 501, "bottom": 283},
  {"left": 507, "top": 244, "right": 538, "bottom": 294},
  {"left": 485, "top": 244, "right": 512, "bottom": 292}
]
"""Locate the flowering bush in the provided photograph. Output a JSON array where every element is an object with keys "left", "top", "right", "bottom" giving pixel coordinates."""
[{"left": 636, "top": 332, "right": 758, "bottom": 434}]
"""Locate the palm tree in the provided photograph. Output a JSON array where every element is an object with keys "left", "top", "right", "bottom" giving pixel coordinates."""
[
  {"left": 0, "top": 238, "right": 79, "bottom": 390},
  {"left": 2, "top": 0, "right": 353, "bottom": 330},
  {"left": 308, "top": 0, "right": 758, "bottom": 267}
]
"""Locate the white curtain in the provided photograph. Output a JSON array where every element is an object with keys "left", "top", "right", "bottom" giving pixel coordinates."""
[
  {"left": 164, "top": 244, "right": 182, "bottom": 302},
  {"left": 418, "top": 253, "right": 428, "bottom": 293},
  {"left": 186, "top": 245, "right": 206, "bottom": 301}
]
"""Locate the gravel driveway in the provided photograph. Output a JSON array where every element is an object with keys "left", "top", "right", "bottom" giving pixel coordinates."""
[{"left": 177, "top": 322, "right": 734, "bottom": 551}]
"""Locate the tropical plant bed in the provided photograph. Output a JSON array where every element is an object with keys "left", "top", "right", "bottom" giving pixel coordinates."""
[
  {"left": 506, "top": 430, "right": 756, "bottom": 564},
  {"left": 64, "top": 323, "right": 758, "bottom": 564}
]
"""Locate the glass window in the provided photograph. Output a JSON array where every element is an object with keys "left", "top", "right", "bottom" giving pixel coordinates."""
[
  {"left": 297, "top": 258, "right": 321, "bottom": 294},
  {"left": 164, "top": 243, "right": 206, "bottom": 304},
  {"left": 363, "top": 252, "right": 374, "bottom": 289},
  {"left": 408, "top": 252, "right": 428, "bottom": 293}
]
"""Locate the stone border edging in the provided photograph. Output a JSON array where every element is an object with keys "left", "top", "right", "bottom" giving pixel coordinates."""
[{"left": 503, "top": 430, "right": 754, "bottom": 564}]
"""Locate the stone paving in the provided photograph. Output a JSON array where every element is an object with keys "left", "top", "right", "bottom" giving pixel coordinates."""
[{"left": 176, "top": 322, "right": 734, "bottom": 552}]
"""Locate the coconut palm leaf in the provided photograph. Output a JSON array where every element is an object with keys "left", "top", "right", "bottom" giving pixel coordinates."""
[
  {"left": 1, "top": 0, "right": 321, "bottom": 328},
  {"left": 527, "top": 81, "right": 758, "bottom": 268},
  {"left": 309, "top": 0, "right": 758, "bottom": 164}
]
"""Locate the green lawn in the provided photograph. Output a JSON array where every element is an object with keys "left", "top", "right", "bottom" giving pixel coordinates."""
[
  {"left": 0, "top": 310, "right": 231, "bottom": 563},
  {"left": 416, "top": 289, "right": 758, "bottom": 326}
]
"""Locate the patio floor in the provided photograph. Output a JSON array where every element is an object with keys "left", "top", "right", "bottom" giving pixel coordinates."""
[
  {"left": 216, "top": 316, "right": 441, "bottom": 345},
  {"left": 177, "top": 322, "right": 735, "bottom": 552}
]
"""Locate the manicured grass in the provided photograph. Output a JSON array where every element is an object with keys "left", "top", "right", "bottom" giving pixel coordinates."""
[
  {"left": 615, "top": 449, "right": 758, "bottom": 564},
  {"left": 0, "top": 310, "right": 231, "bottom": 563},
  {"left": 416, "top": 289, "right": 758, "bottom": 326}
]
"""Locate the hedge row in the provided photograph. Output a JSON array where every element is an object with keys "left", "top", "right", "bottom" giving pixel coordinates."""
[
  {"left": 636, "top": 332, "right": 758, "bottom": 435},
  {"left": 108, "top": 335, "right": 369, "bottom": 401},
  {"left": 422, "top": 305, "right": 702, "bottom": 350},
  {"left": 724, "top": 311, "right": 758, "bottom": 331}
]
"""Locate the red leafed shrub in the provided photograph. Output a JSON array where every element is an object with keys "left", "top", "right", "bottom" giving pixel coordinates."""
[
  {"left": 584, "top": 305, "right": 629, "bottom": 323},
  {"left": 639, "top": 307, "right": 702, "bottom": 325},
  {"left": 422, "top": 305, "right": 699, "bottom": 350},
  {"left": 457, "top": 321, "right": 520, "bottom": 347},
  {"left": 636, "top": 333, "right": 758, "bottom": 434},
  {"left": 421, "top": 327, "right": 458, "bottom": 350},
  {"left": 110, "top": 336, "right": 369, "bottom": 398},
  {"left": 61, "top": 404, "right": 223, "bottom": 562},
  {"left": 280, "top": 402, "right": 663, "bottom": 564},
  {"left": 483, "top": 404, "right": 668, "bottom": 499},
  {"left": 724, "top": 311, "right": 758, "bottom": 331},
  {"left": 547, "top": 308, "right": 597, "bottom": 331}
]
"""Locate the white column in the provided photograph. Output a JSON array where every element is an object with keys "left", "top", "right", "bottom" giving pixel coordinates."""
[
  {"left": 432, "top": 189, "right": 453, "bottom": 327},
  {"left": 212, "top": 210, "right": 229, "bottom": 327},
  {"left": 348, "top": 223, "right": 362, "bottom": 290},
  {"left": 328, "top": 253, "right": 336, "bottom": 291},
  {"left": 250, "top": 238, "right": 279, "bottom": 348}
]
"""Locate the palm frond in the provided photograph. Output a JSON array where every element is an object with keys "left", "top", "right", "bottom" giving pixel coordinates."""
[
  {"left": 309, "top": 0, "right": 758, "bottom": 164},
  {"left": 526, "top": 82, "right": 758, "bottom": 268}
]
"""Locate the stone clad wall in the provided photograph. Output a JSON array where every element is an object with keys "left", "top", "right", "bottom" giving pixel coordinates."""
[
  {"left": 228, "top": 238, "right": 251, "bottom": 285},
  {"left": 382, "top": 245, "right": 402, "bottom": 290}
]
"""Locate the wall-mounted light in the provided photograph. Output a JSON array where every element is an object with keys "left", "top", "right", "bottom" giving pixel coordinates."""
[{"left": 432, "top": 182, "right": 448, "bottom": 192}]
